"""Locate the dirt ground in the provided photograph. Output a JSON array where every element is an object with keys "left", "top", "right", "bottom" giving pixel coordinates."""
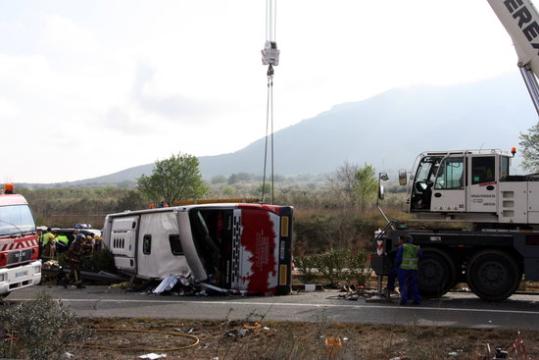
[{"left": 72, "top": 318, "right": 538, "bottom": 360}]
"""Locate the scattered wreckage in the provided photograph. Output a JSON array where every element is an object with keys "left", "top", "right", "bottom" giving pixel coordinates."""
[{"left": 102, "top": 203, "right": 293, "bottom": 296}]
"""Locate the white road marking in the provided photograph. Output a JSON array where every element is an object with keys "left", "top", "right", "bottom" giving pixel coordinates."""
[{"left": 7, "top": 297, "right": 539, "bottom": 316}]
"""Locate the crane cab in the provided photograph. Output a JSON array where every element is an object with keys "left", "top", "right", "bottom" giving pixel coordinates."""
[{"left": 406, "top": 149, "right": 518, "bottom": 224}]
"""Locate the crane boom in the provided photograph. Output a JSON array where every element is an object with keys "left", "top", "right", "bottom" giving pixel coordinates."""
[{"left": 487, "top": 0, "right": 539, "bottom": 114}]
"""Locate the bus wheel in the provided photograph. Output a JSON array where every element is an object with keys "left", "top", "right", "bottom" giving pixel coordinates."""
[
  {"left": 467, "top": 250, "right": 521, "bottom": 302},
  {"left": 418, "top": 249, "right": 456, "bottom": 298}
]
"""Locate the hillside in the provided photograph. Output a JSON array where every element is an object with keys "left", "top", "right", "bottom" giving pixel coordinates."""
[{"left": 52, "top": 73, "right": 537, "bottom": 186}]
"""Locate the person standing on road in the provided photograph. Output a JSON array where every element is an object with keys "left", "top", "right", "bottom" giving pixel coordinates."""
[
  {"left": 42, "top": 227, "right": 57, "bottom": 259},
  {"left": 93, "top": 235, "right": 103, "bottom": 252},
  {"left": 395, "top": 235, "right": 422, "bottom": 305},
  {"left": 64, "top": 233, "right": 85, "bottom": 289},
  {"left": 386, "top": 237, "right": 404, "bottom": 299}
]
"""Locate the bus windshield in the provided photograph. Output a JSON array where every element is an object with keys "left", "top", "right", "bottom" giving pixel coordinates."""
[{"left": 0, "top": 205, "right": 35, "bottom": 236}]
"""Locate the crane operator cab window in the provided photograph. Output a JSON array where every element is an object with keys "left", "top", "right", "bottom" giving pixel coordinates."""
[
  {"left": 411, "top": 156, "right": 442, "bottom": 211},
  {"left": 472, "top": 157, "right": 495, "bottom": 184},
  {"left": 468, "top": 155, "right": 498, "bottom": 213},
  {"left": 434, "top": 157, "right": 464, "bottom": 190}
]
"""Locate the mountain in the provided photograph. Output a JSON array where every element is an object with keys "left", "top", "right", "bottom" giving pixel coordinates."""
[{"left": 58, "top": 73, "right": 538, "bottom": 186}]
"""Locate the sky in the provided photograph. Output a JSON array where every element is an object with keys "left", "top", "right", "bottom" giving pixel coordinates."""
[{"left": 0, "top": 0, "right": 521, "bottom": 183}]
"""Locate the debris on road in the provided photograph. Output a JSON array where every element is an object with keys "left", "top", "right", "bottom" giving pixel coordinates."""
[
  {"left": 337, "top": 284, "right": 384, "bottom": 302},
  {"left": 153, "top": 275, "right": 180, "bottom": 294}
]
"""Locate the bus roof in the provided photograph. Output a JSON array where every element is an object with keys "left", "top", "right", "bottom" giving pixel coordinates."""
[{"left": 105, "top": 203, "right": 288, "bottom": 218}]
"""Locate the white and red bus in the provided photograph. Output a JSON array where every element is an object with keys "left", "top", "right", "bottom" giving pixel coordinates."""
[
  {"left": 0, "top": 184, "right": 41, "bottom": 297},
  {"left": 103, "top": 203, "right": 293, "bottom": 295}
]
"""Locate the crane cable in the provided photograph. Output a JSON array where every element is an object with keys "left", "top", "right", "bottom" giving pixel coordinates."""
[{"left": 261, "top": 0, "right": 279, "bottom": 204}]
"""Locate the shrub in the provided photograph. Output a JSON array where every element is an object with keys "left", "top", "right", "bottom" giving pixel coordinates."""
[
  {"left": 0, "top": 292, "right": 90, "bottom": 360},
  {"left": 294, "top": 255, "right": 317, "bottom": 283},
  {"left": 315, "top": 248, "right": 367, "bottom": 288}
]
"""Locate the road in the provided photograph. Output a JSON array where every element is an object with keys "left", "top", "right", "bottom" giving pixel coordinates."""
[{"left": 6, "top": 286, "right": 539, "bottom": 330}]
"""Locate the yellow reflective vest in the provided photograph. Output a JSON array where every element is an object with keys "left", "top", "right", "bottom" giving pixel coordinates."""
[{"left": 400, "top": 243, "right": 419, "bottom": 270}]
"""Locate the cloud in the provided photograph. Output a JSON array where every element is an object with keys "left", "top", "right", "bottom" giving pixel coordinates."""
[{"left": 132, "top": 63, "right": 213, "bottom": 120}]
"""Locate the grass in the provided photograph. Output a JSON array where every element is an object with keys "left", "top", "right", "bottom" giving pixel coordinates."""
[{"left": 74, "top": 318, "right": 538, "bottom": 359}]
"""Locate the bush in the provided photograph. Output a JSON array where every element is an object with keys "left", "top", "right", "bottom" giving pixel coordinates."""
[
  {"left": 294, "top": 256, "right": 317, "bottom": 283},
  {"left": 313, "top": 248, "right": 367, "bottom": 288},
  {"left": 0, "top": 292, "right": 90, "bottom": 360}
]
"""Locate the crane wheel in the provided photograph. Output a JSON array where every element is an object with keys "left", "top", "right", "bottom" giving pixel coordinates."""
[
  {"left": 418, "top": 249, "right": 456, "bottom": 298},
  {"left": 467, "top": 250, "right": 521, "bottom": 302}
]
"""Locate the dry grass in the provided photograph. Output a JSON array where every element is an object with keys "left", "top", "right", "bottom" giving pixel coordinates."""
[{"left": 75, "top": 318, "right": 539, "bottom": 360}]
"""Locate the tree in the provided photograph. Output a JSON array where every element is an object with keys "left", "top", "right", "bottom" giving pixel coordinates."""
[
  {"left": 137, "top": 153, "right": 207, "bottom": 205},
  {"left": 354, "top": 164, "right": 377, "bottom": 209},
  {"left": 328, "top": 162, "right": 359, "bottom": 207},
  {"left": 327, "top": 162, "right": 377, "bottom": 209},
  {"left": 519, "top": 123, "right": 539, "bottom": 171}
]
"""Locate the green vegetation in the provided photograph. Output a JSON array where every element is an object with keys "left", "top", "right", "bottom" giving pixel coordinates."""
[
  {"left": 296, "top": 249, "right": 367, "bottom": 287},
  {"left": 520, "top": 122, "right": 539, "bottom": 171},
  {"left": 138, "top": 152, "right": 208, "bottom": 205},
  {"left": 0, "top": 293, "right": 89, "bottom": 360}
]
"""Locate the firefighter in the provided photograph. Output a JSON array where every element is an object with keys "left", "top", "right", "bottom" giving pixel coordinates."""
[
  {"left": 395, "top": 235, "right": 422, "bottom": 305},
  {"left": 85, "top": 234, "right": 95, "bottom": 253},
  {"left": 64, "top": 233, "right": 85, "bottom": 289},
  {"left": 94, "top": 235, "right": 103, "bottom": 252},
  {"left": 42, "top": 227, "right": 57, "bottom": 259}
]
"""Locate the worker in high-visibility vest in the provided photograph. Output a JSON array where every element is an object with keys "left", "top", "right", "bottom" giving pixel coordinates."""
[
  {"left": 42, "top": 227, "right": 57, "bottom": 259},
  {"left": 56, "top": 234, "right": 70, "bottom": 250},
  {"left": 395, "top": 235, "right": 423, "bottom": 305},
  {"left": 63, "top": 233, "right": 85, "bottom": 289},
  {"left": 386, "top": 237, "right": 404, "bottom": 299}
]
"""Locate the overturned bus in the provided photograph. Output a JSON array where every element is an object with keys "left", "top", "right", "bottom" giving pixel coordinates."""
[{"left": 102, "top": 203, "right": 293, "bottom": 295}]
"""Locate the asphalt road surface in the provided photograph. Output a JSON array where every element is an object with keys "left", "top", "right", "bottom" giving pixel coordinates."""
[{"left": 5, "top": 286, "right": 539, "bottom": 330}]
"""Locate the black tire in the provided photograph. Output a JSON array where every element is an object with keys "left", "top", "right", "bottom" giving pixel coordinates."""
[
  {"left": 418, "top": 249, "right": 456, "bottom": 298},
  {"left": 0, "top": 292, "right": 10, "bottom": 299},
  {"left": 467, "top": 250, "right": 521, "bottom": 302}
]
